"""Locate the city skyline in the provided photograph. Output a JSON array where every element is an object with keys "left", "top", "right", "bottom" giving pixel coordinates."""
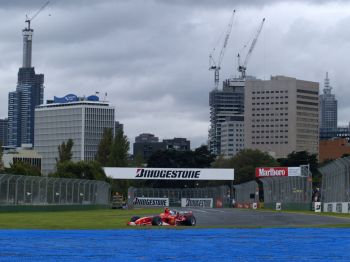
[{"left": 0, "top": 1, "right": 350, "bottom": 148}]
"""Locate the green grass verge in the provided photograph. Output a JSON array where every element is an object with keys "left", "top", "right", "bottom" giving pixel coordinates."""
[
  {"left": 0, "top": 208, "right": 163, "bottom": 229},
  {"left": 2, "top": 208, "right": 350, "bottom": 229}
]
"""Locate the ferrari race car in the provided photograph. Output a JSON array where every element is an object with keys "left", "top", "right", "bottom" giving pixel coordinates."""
[{"left": 127, "top": 208, "right": 196, "bottom": 226}]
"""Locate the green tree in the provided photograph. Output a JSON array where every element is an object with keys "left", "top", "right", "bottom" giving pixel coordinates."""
[
  {"left": 146, "top": 145, "right": 216, "bottom": 188},
  {"left": 107, "top": 129, "right": 130, "bottom": 167},
  {"left": 96, "top": 128, "right": 113, "bottom": 166},
  {"left": 147, "top": 145, "right": 214, "bottom": 169},
  {"left": 213, "top": 149, "right": 279, "bottom": 184},
  {"left": 277, "top": 150, "right": 320, "bottom": 184},
  {"left": 57, "top": 139, "right": 74, "bottom": 164},
  {"left": 147, "top": 150, "right": 181, "bottom": 168},
  {"left": 6, "top": 161, "right": 41, "bottom": 176},
  {"left": 193, "top": 145, "right": 216, "bottom": 168},
  {"left": 277, "top": 151, "right": 318, "bottom": 174},
  {"left": 129, "top": 153, "right": 145, "bottom": 167},
  {"left": 53, "top": 160, "right": 107, "bottom": 181}
]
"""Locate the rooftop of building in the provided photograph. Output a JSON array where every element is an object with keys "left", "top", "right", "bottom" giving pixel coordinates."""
[
  {"left": 246, "top": 75, "right": 319, "bottom": 84},
  {"left": 3, "top": 144, "right": 41, "bottom": 158},
  {"left": 36, "top": 94, "right": 111, "bottom": 109}
]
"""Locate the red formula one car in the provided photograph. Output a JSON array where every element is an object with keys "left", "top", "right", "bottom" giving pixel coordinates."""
[{"left": 127, "top": 208, "right": 196, "bottom": 226}]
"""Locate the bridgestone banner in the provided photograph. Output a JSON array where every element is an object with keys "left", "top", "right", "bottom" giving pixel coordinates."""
[
  {"left": 104, "top": 167, "right": 234, "bottom": 181},
  {"left": 255, "top": 167, "right": 301, "bottom": 178},
  {"left": 181, "top": 198, "right": 213, "bottom": 208},
  {"left": 132, "top": 197, "right": 169, "bottom": 207}
]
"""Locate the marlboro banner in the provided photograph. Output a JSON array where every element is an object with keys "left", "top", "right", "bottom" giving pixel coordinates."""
[{"left": 255, "top": 167, "right": 301, "bottom": 178}]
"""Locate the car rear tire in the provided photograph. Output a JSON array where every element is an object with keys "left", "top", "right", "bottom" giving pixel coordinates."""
[
  {"left": 185, "top": 216, "right": 196, "bottom": 226},
  {"left": 130, "top": 216, "right": 140, "bottom": 222},
  {"left": 151, "top": 216, "right": 162, "bottom": 226}
]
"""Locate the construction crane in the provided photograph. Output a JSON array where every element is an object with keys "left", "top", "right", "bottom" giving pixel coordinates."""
[
  {"left": 25, "top": 1, "right": 50, "bottom": 29},
  {"left": 237, "top": 18, "right": 265, "bottom": 79},
  {"left": 209, "top": 10, "right": 236, "bottom": 90}
]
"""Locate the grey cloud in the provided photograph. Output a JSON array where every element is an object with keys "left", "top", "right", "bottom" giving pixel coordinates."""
[{"left": 1, "top": 0, "right": 350, "bottom": 149}]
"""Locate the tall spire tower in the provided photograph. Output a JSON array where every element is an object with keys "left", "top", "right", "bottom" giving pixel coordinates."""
[
  {"left": 7, "top": 18, "right": 45, "bottom": 147},
  {"left": 323, "top": 72, "right": 332, "bottom": 95},
  {"left": 22, "top": 22, "right": 34, "bottom": 68},
  {"left": 319, "top": 72, "right": 337, "bottom": 133}
]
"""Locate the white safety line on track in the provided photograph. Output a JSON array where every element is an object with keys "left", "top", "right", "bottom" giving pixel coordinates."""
[
  {"left": 191, "top": 209, "right": 210, "bottom": 213},
  {"left": 190, "top": 208, "right": 229, "bottom": 213}
]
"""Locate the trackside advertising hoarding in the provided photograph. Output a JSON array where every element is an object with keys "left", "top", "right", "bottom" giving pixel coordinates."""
[
  {"left": 255, "top": 167, "right": 301, "bottom": 178},
  {"left": 181, "top": 198, "right": 213, "bottom": 208},
  {"left": 104, "top": 167, "right": 234, "bottom": 181},
  {"left": 133, "top": 197, "right": 169, "bottom": 207}
]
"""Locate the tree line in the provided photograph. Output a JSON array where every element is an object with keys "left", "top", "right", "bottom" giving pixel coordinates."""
[{"left": 0, "top": 128, "right": 323, "bottom": 191}]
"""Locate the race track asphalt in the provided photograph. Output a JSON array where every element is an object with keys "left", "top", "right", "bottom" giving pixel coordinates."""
[{"left": 180, "top": 208, "right": 350, "bottom": 227}]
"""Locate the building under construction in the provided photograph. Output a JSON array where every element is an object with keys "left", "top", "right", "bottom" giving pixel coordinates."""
[
  {"left": 208, "top": 14, "right": 265, "bottom": 156},
  {"left": 209, "top": 78, "right": 245, "bottom": 156}
]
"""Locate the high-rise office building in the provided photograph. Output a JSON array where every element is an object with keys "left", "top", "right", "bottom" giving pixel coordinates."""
[
  {"left": 244, "top": 76, "right": 319, "bottom": 158},
  {"left": 8, "top": 22, "right": 44, "bottom": 147},
  {"left": 0, "top": 118, "right": 8, "bottom": 146},
  {"left": 115, "top": 121, "right": 124, "bottom": 135},
  {"left": 34, "top": 94, "right": 115, "bottom": 175},
  {"left": 135, "top": 133, "right": 159, "bottom": 143},
  {"left": 133, "top": 133, "right": 163, "bottom": 160},
  {"left": 133, "top": 134, "right": 191, "bottom": 160},
  {"left": 319, "top": 72, "right": 337, "bottom": 136},
  {"left": 208, "top": 78, "right": 245, "bottom": 155},
  {"left": 220, "top": 116, "right": 244, "bottom": 158},
  {"left": 163, "top": 138, "right": 190, "bottom": 151}
]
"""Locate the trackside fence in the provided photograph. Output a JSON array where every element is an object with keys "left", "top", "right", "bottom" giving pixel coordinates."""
[
  {"left": 0, "top": 174, "right": 110, "bottom": 206},
  {"left": 261, "top": 176, "right": 312, "bottom": 210},
  {"left": 319, "top": 157, "right": 350, "bottom": 213},
  {"left": 234, "top": 181, "right": 259, "bottom": 207},
  {"left": 234, "top": 165, "right": 313, "bottom": 211},
  {"left": 128, "top": 186, "right": 231, "bottom": 208}
]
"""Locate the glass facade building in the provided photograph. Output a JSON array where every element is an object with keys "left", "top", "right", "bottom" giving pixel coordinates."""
[{"left": 34, "top": 99, "right": 115, "bottom": 175}]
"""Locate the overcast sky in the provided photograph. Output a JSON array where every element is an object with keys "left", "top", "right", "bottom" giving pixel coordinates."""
[{"left": 0, "top": 0, "right": 349, "bottom": 150}]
